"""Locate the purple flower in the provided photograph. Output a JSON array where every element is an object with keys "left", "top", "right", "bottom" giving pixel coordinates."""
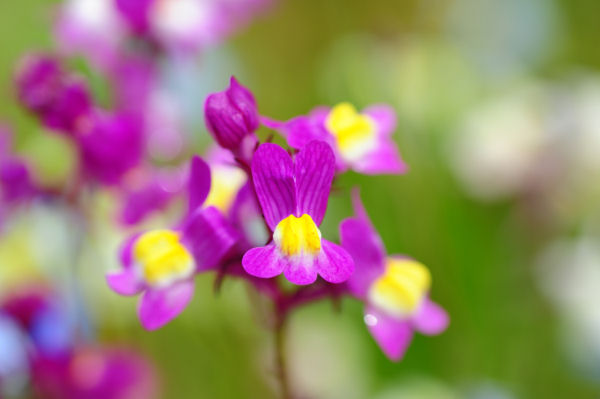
[
  {"left": 118, "top": 165, "right": 187, "bottom": 225},
  {"left": 114, "top": 0, "right": 273, "bottom": 53},
  {"left": 15, "top": 54, "right": 92, "bottom": 135},
  {"left": 41, "top": 81, "right": 92, "bottom": 133},
  {"left": 55, "top": 0, "right": 125, "bottom": 71},
  {"left": 109, "top": 54, "right": 157, "bottom": 114},
  {"left": 15, "top": 54, "right": 62, "bottom": 112},
  {"left": 242, "top": 141, "right": 354, "bottom": 285},
  {"left": 264, "top": 102, "right": 407, "bottom": 175},
  {"left": 204, "top": 77, "right": 259, "bottom": 152},
  {"left": 76, "top": 111, "right": 144, "bottom": 185},
  {"left": 33, "top": 346, "right": 158, "bottom": 399},
  {"left": 0, "top": 160, "right": 36, "bottom": 204},
  {"left": 107, "top": 156, "right": 239, "bottom": 330},
  {"left": 0, "top": 127, "right": 37, "bottom": 204},
  {"left": 340, "top": 192, "right": 448, "bottom": 361},
  {"left": 115, "top": 0, "right": 154, "bottom": 34}
]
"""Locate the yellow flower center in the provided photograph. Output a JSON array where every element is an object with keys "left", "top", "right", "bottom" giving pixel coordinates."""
[
  {"left": 368, "top": 258, "right": 431, "bottom": 317},
  {"left": 204, "top": 166, "right": 247, "bottom": 213},
  {"left": 133, "top": 230, "right": 194, "bottom": 287},
  {"left": 325, "top": 102, "right": 377, "bottom": 162},
  {"left": 273, "top": 214, "right": 322, "bottom": 257}
]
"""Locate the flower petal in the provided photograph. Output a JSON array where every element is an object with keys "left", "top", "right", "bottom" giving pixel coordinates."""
[
  {"left": 365, "top": 305, "right": 414, "bottom": 361},
  {"left": 363, "top": 105, "right": 397, "bottom": 138},
  {"left": 251, "top": 143, "right": 296, "bottom": 230},
  {"left": 230, "top": 182, "right": 270, "bottom": 248},
  {"left": 352, "top": 138, "right": 407, "bottom": 175},
  {"left": 137, "top": 280, "right": 195, "bottom": 331},
  {"left": 242, "top": 244, "right": 286, "bottom": 279},
  {"left": 294, "top": 140, "right": 335, "bottom": 225},
  {"left": 316, "top": 240, "right": 354, "bottom": 284},
  {"left": 181, "top": 206, "right": 239, "bottom": 271},
  {"left": 106, "top": 269, "right": 143, "bottom": 296},
  {"left": 411, "top": 298, "right": 449, "bottom": 335},
  {"left": 120, "top": 179, "right": 173, "bottom": 225},
  {"left": 283, "top": 258, "right": 318, "bottom": 285},
  {"left": 263, "top": 107, "right": 331, "bottom": 148},
  {"left": 188, "top": 155, "right": 211, "bottom": 213},
  {"left": 119, "top": 233, "right": 142, "bottom": 269},
  {"left": 340, "top": 218, "right": 385, "bottom": 297}
]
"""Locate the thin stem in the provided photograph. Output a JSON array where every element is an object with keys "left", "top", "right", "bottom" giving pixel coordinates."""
[{"left": 274, "top": 315, "right": 292, "bottom": 399}]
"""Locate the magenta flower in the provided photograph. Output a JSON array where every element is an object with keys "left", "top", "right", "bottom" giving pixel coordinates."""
[
  {"left": 32, "top": 347, "right": 158, "bottom": 399},
  {"left": 340, "top": 192, "right": 448, "bottom": 361},
  {"left": 114, "top": 0, "right": 154, "bottom": 34},
  {"left": 264, "top": 103, "right": 407, "bottom": 175},
  {"left": 15, "top": 54, "right": 92, "bottom": 134},
  {"left": 76, "top": 111, "right": 144, "bottom": 185},
  {"left": 118, "top": 165, "right": 187, "bottom": 226},
  {"left": 0, "top": 127, "right": 37, "bottom": 205},
  {"left": 115, "top": 0, "right": 272, "bottom": 53},
  {"left": 204, "top": 77, "right": 259, "bottom": 153},
  {"left": 106, "top": 156, "right": 239, "bottom": 330},
  {"left": 55, "top": 0, "right": 126, "bottom": 71},
  {"left": 242, "top": 141, "right": 354, "bottom": 285}
]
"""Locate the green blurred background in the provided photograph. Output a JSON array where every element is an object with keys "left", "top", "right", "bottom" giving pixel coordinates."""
[{"left": 3, "top": 0, "right": 600, "bottom": 398}]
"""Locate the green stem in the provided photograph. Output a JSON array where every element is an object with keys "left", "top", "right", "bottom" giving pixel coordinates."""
[{"left": 274, "top": 314, "right": 292, "bottom": 399}]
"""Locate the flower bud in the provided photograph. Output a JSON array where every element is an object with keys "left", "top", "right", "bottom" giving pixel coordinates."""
[
  {"left": 204, "top": 77, "right": 259, "bottom": 150},
  {"left": 15, "top": 54, "right": 92, "bottom": 134},
  {"left": 15, "top": 54, "right": 62, "bottom": 114}
]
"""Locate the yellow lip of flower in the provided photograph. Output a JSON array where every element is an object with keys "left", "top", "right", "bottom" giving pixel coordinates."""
[
  {"left": 273, "top": 214, "right": 322, "bottom": 258},
  {"left": 368, "top": 258, "right": 431, "bottom": 317},
  {"left": 325, "top": 102, "right": 377, "bottom": 162},
  {"left": 203, "top": 166, "right": 247, "bottom": 213},
  {"left": 133, "top": 229, "right": 194, "bottom": 287}
]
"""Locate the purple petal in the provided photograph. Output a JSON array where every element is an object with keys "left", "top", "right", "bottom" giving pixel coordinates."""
[
  {"left": 188, "top": 156, "right": 211, "bottom": 213},
  {"left": 242, "top": 244, "right": 286, "bottom": 279},
  {"left": 41, "top": 80, "right": 92, "bottom": 133},
  {"left": 106, "top": 269, "right": 143, "bottom": 296},
  {"left": 315, "top": 240, "right": 354, "bottom": 284},
  {"left": 251, "top": 143, "right": 296, "bottom": 230},
  {"left": 230, "top": 182, "right": 270, "bottom": 248},
  {"left": 294, "top": 141, "right": 335, "bottom": 225},
  {"left": 411, "top": 298, "right": 449, "bottom": 335},
  {"left": 115, "top": 0, "right": 153, "bottom": 33},
  {"left": 137, "top": 280, "right": 195, "bottom": 331},
  {"left": 363, "top": 105, "right": 397, "bottom": 137},
  {"left": 119, "top": 233, "right": 142, "bottom": 269},
  {"left": 0, "top": 159, "right": 36, "bottom": 203},
  {"left": 265, "top": 107, "right": 337, "bottom": 154},
  {"left": 78, "top": 111, "right": 144, "bottom": 184},
  {"left": 15, "top": 54, "right": 62, "bottom": 113},
  {"left": 278, "top": 115, "right": 330, "bottom": 150},
  {"left": 111, "top": 55, "right": 157, "bottom": 114},
  {"left": 283, "top": 258, "right": 318, "bottom": 285},
  {"left": 352, "top": 138, "right": 407, "bottom": 175},
  {"left": 204, "top": 77, "right": 259, "bottom": 150},
  {"left": 120, "top": 178, "right": 174, "bottom": 226},
  {"left": 365, "top": 305, "right": 414, "bottom": 361},
  {"left": 340, "top": 218, "right": 385, "bottom": 297},
  {"left": 181, "top": 206, "right": 239, "bottom": 270}
]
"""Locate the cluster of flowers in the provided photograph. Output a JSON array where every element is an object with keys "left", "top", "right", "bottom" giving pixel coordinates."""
[
  {"left": 56, "top": 0, "right": 272, "bottom": 64},
  {"left": 53, "top": 0, "right": 273, "bottom": 164},
  {"left": 0, "top": 285, "right": 156, "bottom": 399},
  {"left": 0, "top": 8, "right": 449, "bottom": 398},
  {"left": 1, "top": 0, "right": 276, "bottom": 228},
  {"left": 106, "top": 77, "right": 449, "bottom": 360}
]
